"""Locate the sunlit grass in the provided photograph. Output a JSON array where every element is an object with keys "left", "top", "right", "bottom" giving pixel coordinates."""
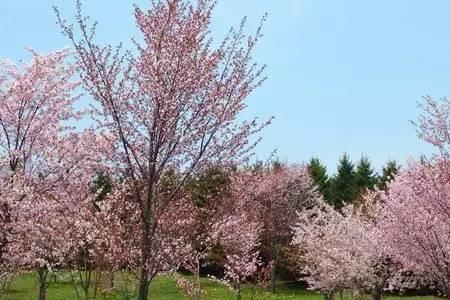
[{"left": 0, "top": 272, "right": 443, "bottom": 300}]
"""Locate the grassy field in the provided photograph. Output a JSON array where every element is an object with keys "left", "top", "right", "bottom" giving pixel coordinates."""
[{"left": 0, "top": 272, "right": 443, "bottom": 300}]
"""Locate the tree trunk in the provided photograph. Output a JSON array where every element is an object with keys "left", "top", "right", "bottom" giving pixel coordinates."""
[
  {"left": 372, "top": 286, "right": 382, "bottom": 300},
  {"left": 235, "top": 280, "right": 241, "bottom": 300},
  {"left": 108, "top": 271, "right": 114, "bottom": 289},
  {"left": 269, "top": 259, "right": 277, "bottom": 292},
  {"left": 137, "top": 269, "right": 150, "bottom": 300},
  {"left": 37, "top": 267, "right": 47, "bottom": 300},
  {"left": 196, "top": 257, "right": 202, "bottom": 300},
  {"left": 323, "top": 292, "right": 334, "bottom": 300},
  {"left": 137, "top": 194, "right": 152, "bottom": 300}
]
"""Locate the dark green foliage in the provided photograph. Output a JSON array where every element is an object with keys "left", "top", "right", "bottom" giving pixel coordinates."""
[
  {"left": 186, "top": 167, "right": 232, "bottom": 277},
  {"left": 419, "top": 154, "right": 430, "bottom": 166},
  {"left": 355, "top": 156, "right": 379, "bottom": 193},
  {"left": 307, "top": 157, "right": 331, "bottom": 202},
  {"left": 271, "top": 159, "right": 285, "bottom": 171},
  {"left": 189, "top": 167, "right": 231, "bottom": 208},
  {"left": 159, "top": 169, "right": 182, "bottom": 197},
  {"left": 378, "top": 160, "right": 400, "bottom": 190},
  {"left": 91, "top": 172, "right": 112, "bottom": 210},
  {"left": 329, "top": 153, "right": 357, "bottom": 207}
]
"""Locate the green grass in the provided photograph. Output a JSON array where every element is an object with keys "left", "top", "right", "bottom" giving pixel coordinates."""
[{"left": 0, "top": 272, "right": 444, "bottom": 300}]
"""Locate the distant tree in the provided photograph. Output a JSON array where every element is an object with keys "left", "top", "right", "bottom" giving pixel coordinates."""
[
  {"left": 355, "top": 156, "right": 378, "bottom": 194},
  {"left": 189, "top": 167, "right": 231, "bottom": 208},
  {"left": 377, "top": 160, "right": 400, "bottom": 190},
  {"left": 210, "top": 170, "right": 263, "bottom": 300},
  {"left": 256, "top": 164, "right": 321, "bottom": 292},
  {"left": 308, "top": 157, "right": 331, "bottom": 202},
  {"left": 92, "top": 172, "right": 112, "bottom": 209},
  {"left": 329, "top": 153, "right": 357, "bottom": 208},
  {"left": 294, "top": 196, "right": 401, "bottom": 300}
]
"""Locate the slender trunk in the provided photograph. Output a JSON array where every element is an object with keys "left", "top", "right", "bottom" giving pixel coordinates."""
[
  {"left": 37, "top": 267, "right": 47, "bottom": 300},
  {"left": 235, "top": 280, "right": 241, "bottom": 300},
  {"left": 92, "top": 271, "right": 101, "bottom": 300},
  {"left": 137, "top": 268, "right": 150, "bottom": 300},
  {"left": 352, "top": 289, "right": 362, "bottom": 300},
  {"left": 69, "top": 270, "right": 81, "bottom": 300},
  {"left": 372, "top": 289, "right": 382, "bottom": 300},
  {"left": 108, "top": 271, "right": 114, "bottom": 289},
  {"left": 196, "top": 257, "right": 202, "bottom": 300},
  {"left": 137, "top": 188, "right": 152, "bottom": 300},
  {"left": 323, "top": 292, "right": 334, "bottom": 300},
  {"left": 270, "top": 262, "right": 276, "bottom": 292},
  {"left": 78, "top": 248, "right": 92, "bottom": 300}
]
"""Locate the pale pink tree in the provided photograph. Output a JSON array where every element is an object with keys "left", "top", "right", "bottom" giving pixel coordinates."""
[
  {"left": 293, "top": 197, "right": 400, "bottom": 300},
  {"left": 256, "top": 163, "right": 321, "bottom": 291},
  {"left": 0, "top": 49, "right": 89, "bottom": 300},
  {"left": 8, "top": 132, "right": 104, "bottom": 300},
  {"left": 55, "top": 0, "right": 269, "bottom": 298},
  {"left": 378, "top": 157, "right": 450, "bottom": 298},
  {"left": 413, "top": 96, "right": 450, "bottom": 156},
  {"left": 209, "top": 170, "right": 263, "bottom": 300}
]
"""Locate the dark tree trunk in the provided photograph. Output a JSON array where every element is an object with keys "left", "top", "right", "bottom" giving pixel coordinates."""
[
  {"left": 235, "top": 280, "right": 241, "bottom": 300},
  {"left": 372, "top": 284, "right": 383, "bottom": 300},
  {"left": 323, "top": 292, "right": 334, "bottom": 300},
  {"left": 137, "top": 270, "right": 150, "bottom": 300},
  {"left": 137, "top": 193, "right": 152, "bottom": 300},
  {"left": 270, "top": 263, "right": 276, "bottom": 292},
  {"left": 37, "top": 267, "right": 47, "bottom": 300}
]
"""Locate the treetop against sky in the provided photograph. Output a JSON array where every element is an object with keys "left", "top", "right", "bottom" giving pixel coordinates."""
[{"left": 2, "top": 0, "right": 450, "bottom": 170}]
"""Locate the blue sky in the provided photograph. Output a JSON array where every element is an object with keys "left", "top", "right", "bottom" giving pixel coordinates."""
[{"left": 1, "top": 0, "right": 448, "bottom": 173}]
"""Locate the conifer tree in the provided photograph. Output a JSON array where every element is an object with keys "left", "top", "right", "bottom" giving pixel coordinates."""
[
  {"left": 377, "top": 160, "right": 400, "bottom": 190},
  {"left": 308, "top": 157, "right": 331, "bottom": 202},
  {"left": 355, "top": 156, "right": 378, "bottom": 194},
  {"left": 329, "top": 153, "right": 357, "bottom": 207}
]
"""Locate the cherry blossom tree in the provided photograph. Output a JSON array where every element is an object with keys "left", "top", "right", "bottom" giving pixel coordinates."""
[
  {"left": 293, "top": 196, "right": 400, "bottom": 300},
  {"left": 0, "top": 48, "right": 115, "bottom": 300},
  {"left": 378, "top": 158, "right": 450, "bottom": 298},
  {"left": 55, "top": 0, "right": 269, "bottom": 299},
  {"left": 256, "top": 163, "right": 320, "bottom": 291},
  {"left": 11, "top": 133, "right": 106, "bottom": 300},
  {"left": 0, "top": 49, "right": 89, "bottom": 300},
  {"left": 413, "top": 96, "right": 450, "bottom": 157},
  {"left": 209, "top": 170, "right": 263, "bottom": 300}
]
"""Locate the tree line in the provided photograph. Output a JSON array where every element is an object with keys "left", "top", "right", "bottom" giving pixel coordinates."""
[{"left": 308, "top": 154, "right": 400, "bottom": 208}]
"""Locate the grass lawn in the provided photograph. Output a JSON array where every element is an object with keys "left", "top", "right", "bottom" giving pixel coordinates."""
[{"left": 0, "top": 272, "right": 443, "bottom": 300}]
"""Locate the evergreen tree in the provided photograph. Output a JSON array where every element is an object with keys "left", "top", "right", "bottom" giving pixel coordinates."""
[
  {"left": 355, "top": 156, "right": 378, "bottom": 193},
  {"left": 329, "top": 153, "right": 357, "bottom": 207},
  {"left": 92, "top": 172, "right": 112, "bottom": 211},
  {"left": 307, "top": 157, "right": 330, "bottom": 202},
  {"left": 378, "top": 160, "right": 400, "bottom": 190},
  {"left": 189, "top": 166, "right": 231, "bottom": 207}
]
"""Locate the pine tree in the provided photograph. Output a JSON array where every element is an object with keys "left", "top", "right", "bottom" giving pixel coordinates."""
[
  {"left": 307, "top": 157, "right": 330, "bottom": 202},
  {"left": 189, "top": 166, "right": 231, "bottom": 207},
  {"left": 355, "top": 156, "right": 378, "bottom": 194},
  {"left": 329, "top": 153, "right": 357, "bottom": 207},
  {"left": 377, "top": 160, "right": 400, "bottom": 190}
]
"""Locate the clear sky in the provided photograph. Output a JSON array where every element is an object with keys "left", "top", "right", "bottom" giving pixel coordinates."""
[{"left": 1, "top": 0, "right": 447, "bottom": 173}]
